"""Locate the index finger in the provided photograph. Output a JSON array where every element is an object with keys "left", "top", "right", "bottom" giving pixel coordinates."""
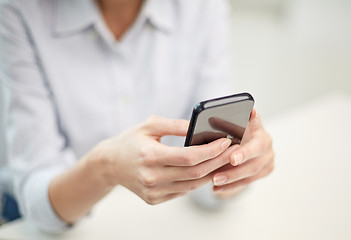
[
  {"left": 158, "top": 138, "right": 232, "bottom": 166},
  {"left": 142, "top": 115, "right": 190, "bottom": 137}
]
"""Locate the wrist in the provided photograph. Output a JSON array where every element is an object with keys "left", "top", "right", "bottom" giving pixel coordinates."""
[
  {"left": 83, "top": 140, "right": 119, "bottom": 188},
  {"left": 49, "top": 141, "right": 117, "bottom": 223}
]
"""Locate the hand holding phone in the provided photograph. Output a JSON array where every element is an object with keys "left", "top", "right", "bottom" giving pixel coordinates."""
[{"left": 184, "top": 93, "right": 274, "bottom": 200}]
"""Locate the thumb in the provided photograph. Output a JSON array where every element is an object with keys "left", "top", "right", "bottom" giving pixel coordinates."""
[
  {"left": 249, "top": 109, "right": 263, "bottom": 131},
  {"left": 142, "top": 115, "right": 189, "bottom": 137}
]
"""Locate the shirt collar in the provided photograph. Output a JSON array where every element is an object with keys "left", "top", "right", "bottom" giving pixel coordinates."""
[
  {"left": 142, "top": 0, "right": 176, "bottom": 34},
  {"left": 52, "top": 0, "right": 175, "bottom": 37},
  {"left": 52, "top": 0, "right": 98, "bottom": 37}
]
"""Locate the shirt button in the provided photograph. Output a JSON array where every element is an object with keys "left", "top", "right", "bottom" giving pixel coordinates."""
[{"left": 121, "top": 93, "right": 130, "bottom": 105}]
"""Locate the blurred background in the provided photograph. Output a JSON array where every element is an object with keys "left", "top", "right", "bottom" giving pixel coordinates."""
[{"left": 229, "top": 0, "right": 351, "bottom": 119}]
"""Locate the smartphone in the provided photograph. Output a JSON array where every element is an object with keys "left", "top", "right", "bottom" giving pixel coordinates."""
[{"left": 184, "top": 93, "right": 254, "bottom": 147}]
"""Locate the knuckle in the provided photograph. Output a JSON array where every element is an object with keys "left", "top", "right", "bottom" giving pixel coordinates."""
[
  {"left": 143, "top": 189, "right": 159, "bottom": 205},
  {"left": 140, "top": 145, "right": 156, "bottom": 165},
  {"left": 188, "top": 167, "right": 205, "bottom": 179},
  {"left": 147, "top": 200, "right": 158, "bottom": 205},
  {"left": 144, "top": 197, "right": 158, "bottom": 205},
  {"left": 139, "top": 170, "right": 158, "bottom": 187},
  {"left": 180, "top": 153, "right": 196, "bottom": 166},
  {"left": 209, "top": 145, "right": 221, "bottom": 159},
  {"left": 179, "top": 181, "right": 202, "bottom": 193},
  {"left": 145, "top": 115, "right": 160, "bottom": 126},
  {"left": 252, "top": 131, "right": 268, "bottom": 151},
  {"left": 248, "top": 163, "right": 261, "bottom": 175},
  {"left": 186, "top": 183, "right": 200, "bottom": 192},
  {"left": 258, "top": 139, "right": 267, "bottom": 152},
  {"left": 205, "top": 142, "right": 223, "bottom": 160}
]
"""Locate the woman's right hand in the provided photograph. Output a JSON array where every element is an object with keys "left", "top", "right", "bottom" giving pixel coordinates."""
[{"left": 95, "top": 115, "right": 232, "bottom": 205}]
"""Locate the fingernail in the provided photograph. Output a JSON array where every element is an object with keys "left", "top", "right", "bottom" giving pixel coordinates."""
[
  {"left": 233, "top": 152, "right": 244, "bottom": 166},
  {"left": 213, "top": 175, "right": 227, "bottom": 186},
  {"left": 221, "top": 139, "right": 231, "bottom": 150}
]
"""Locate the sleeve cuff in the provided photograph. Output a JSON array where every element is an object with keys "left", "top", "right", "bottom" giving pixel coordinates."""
[{"left": 21, "top": 166, "right": 72, "bottom": 233}]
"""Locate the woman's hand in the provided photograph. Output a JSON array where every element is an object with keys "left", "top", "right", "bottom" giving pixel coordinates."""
[
  {"left": 211, "top": 109, "right": 275, "bottom": 198},
  {"left": 97, "top": 115, "right": 232, "bottom": 205}
]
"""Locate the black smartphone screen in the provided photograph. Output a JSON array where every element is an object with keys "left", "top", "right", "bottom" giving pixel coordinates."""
[{"left": 184, "top": 93, "right": 254, "bottom": 146}]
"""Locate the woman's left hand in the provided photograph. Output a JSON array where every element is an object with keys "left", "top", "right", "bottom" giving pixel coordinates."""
[{"left": 211, "top": 109, "right": 275, "bottom": 198}]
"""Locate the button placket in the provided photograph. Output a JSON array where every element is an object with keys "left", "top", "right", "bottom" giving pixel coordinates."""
[{"left": 110, "top": 49, "right": 136, "bottom": 130}]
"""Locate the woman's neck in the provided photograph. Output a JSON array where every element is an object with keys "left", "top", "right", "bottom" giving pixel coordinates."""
[{"left": 97, "top": 0, "right": 144, "bottom": 40}]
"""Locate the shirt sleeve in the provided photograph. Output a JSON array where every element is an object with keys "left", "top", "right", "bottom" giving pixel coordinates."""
[
  {"left": 193, "top": 0, "right": 234, "bottom": 102},
  {"left": 0, "top": 2, "right": 76, "bottom": 232}
]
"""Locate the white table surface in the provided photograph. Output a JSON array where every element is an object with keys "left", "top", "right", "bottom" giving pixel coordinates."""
[{"left": 1, "top": 93, "right": 351, "bottom": 240}]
